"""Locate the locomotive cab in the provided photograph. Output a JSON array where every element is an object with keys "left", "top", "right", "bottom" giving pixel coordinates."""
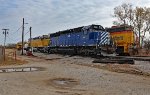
[{"left": 88, "top": 25, "right": 115, "bottom": 55}]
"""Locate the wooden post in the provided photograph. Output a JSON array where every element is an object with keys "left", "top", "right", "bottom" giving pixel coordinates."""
[
  {"left": 3, "top": 47, "right": 5, "bottom": 61},
  {"left": 22, "top": 18, "right": 25, "bottom": 55},
  {"left": 15, "top": 51, "right": 16, "bottom": 61},
  {"left": 29, "top": 27, "right": 32, "bottom": 47}
]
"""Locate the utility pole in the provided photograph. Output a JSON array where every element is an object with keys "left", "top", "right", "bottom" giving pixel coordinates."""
[
  {"left": 21, "top": 18, "right": 25, "bottom": 55},
  {"left": 2, "top": 29, "right": 9, "bottom": 61},
  {"left": 29, "top": 27, "right": 32, "bottom": 47}
]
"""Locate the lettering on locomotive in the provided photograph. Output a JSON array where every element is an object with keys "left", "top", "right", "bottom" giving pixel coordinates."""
[{"left": 112, "top": 36, "right": 123, "bottom": 41}]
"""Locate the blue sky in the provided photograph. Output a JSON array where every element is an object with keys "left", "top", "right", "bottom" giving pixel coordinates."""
[{"left": 0, "top": 0, "right": 149, "bottom": 45}]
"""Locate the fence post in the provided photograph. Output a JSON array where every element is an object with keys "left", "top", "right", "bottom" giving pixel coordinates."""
[
  {"left": 15, "top": 51, "right": 16, "bottom": 61},
  {"left": 0, "top": 47, "right": 3, "bottom": 63},
  {"left": 3, "top": 47, "right": 5, "bottom": 61}
]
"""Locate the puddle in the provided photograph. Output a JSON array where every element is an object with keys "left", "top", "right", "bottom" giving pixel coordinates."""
[
  {"left": 0, "top": 67, "right": 42, "bottom": 73},
  {"left": 49, "top": 78, "right": 79, "bottom": 89}
]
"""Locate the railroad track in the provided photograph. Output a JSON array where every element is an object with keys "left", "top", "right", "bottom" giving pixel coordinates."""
[
  {"left": 106, "top": 56, "right": 150, "bottom": 61},
  {"left": 92, "top": 55, "right": 150, "bottom": 64},
  {"left": 34, "top": 52, "right": 150, "bottom": 64}
]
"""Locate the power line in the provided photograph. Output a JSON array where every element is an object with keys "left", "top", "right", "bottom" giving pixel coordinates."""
[
  {"left": 1, "top": 26, "right": 23, "bottom": 44},
  {"left": 6, "top": 35, "right": 21, "bottom": 42},
  {"left": 24, "top": 30, "right": 30, "bottom": 36},
  {"left": 9, "top": 26, "right": 22, "bottom": 35},
  {"left": 6, "top": 29, "right": 30, "bottom": 44}
]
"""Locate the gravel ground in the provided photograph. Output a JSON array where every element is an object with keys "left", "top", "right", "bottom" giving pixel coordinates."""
[
  {"left": 0, "top": 52, "right": 149, "bottom": 95},
  {"left": 133, "top": 61, "right": 150, "bottom": 73}
]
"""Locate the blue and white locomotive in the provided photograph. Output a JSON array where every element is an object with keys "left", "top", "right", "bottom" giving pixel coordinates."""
[{"left": 48, "top": 24, "right": 114, "bottom": 55}]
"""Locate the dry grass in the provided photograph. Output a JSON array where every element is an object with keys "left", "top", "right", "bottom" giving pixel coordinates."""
[
  {"left": 135, "top": 49, "right": 150, "bottom": 56},
  {"left": 0, "top": 57, "right": 27, "bottom": 66},
  {"left": 0, "top": 48, "right": 27, "bottom": 66}
]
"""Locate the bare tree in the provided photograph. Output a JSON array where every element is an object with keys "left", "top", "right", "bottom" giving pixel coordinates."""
[
  {"left": 113, "top": 4, "right": 150, "bottom": 47},
  {"left": 114, "top": 3, "right": 133, "bottom": 25}
]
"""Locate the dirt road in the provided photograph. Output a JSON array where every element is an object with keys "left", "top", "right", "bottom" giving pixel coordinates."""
[{"left": 0, "top": 53, "right": 150, "bottom": 95}]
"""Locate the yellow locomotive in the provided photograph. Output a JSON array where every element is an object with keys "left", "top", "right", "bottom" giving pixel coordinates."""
[
  {"left": 29, "top": 35, "right": 50, "bottom": 52},
  {"left": 107, "top": 25, "right": 134, "bottom": 55},
  {"left": 16, "top": 42, "right": 28, "bottom": 50}
]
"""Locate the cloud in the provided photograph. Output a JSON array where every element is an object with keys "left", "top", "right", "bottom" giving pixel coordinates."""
[{"left": 0, "top": 0, "right": 149, "bottom": 44}]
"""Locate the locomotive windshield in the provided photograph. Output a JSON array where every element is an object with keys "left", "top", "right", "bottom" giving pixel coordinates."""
[
  {"left": 93, "top": 25, "right": 99, "bottom": 29},
  {"left": 92, "top": 25, "right": 105, "bottom": 31}
]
